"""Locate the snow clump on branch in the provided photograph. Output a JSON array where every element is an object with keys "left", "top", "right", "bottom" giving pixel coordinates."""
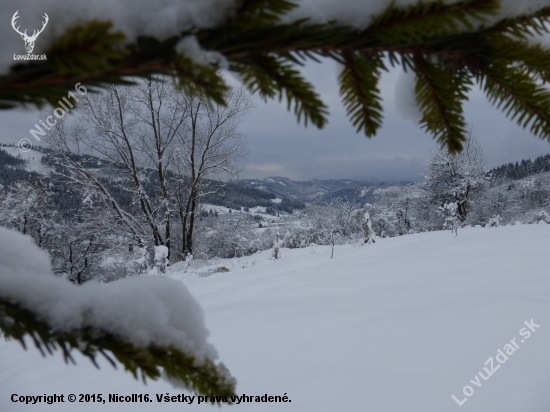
[{"left": 0, "top": 226, "right": 218, "bottom": 364}]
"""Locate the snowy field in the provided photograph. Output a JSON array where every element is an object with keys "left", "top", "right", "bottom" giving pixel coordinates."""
[
  {"left": 1, "top": 223, "right": 550, "bottom": 411},
  {"left": 0, "top": 147, "right": 51, "bottom": 176}
]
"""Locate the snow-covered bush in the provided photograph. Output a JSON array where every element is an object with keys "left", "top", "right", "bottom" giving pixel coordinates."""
[
  {"left": 361, "top": 210, "right": 376, "bottom": 244},
  {"left": 282, "top": 225, "right": 313, "bottom": 248},
  {"left": 536, "top": 211, "right": 550, "bottom": 223},
  {"left": 195, "top": 221, "right": 275, "bottom": 259},
  {"left": 486, "top": 214, "right": 503, "bottom": 228},
  {"left": 154, "top": 245, "right": 169, "bottom": 273},
  {"left": 272, "top": 231, "right": 281, "bottom": 260},
  {"left": 438, "top": 202, "right": 460, "bottom": 236}
]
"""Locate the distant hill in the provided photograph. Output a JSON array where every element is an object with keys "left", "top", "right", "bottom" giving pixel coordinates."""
[
  {"left": 241, "top": 176, "right": 398, "bottom": 206},
  {"left": 0, "top": 146, "right": 43, "bottom": 188},
  {"left": 4, "top": 145, "right": 550, "bottom": 210},
  {"left": 0, "top": 146, "right": 305, "bottom": 213}
]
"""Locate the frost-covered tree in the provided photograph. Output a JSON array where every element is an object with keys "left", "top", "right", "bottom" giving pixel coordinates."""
[
  {"left": 46, "top": 79, "right": 249, "bottom": 266},
  {"left": 0, "top": 179, "right": 141, "bottom": 284},
  {"left": 468, "top": 179, "right": 523, "bottom": 226},
  {"left": 0, "top": 182, "right": 55, "bottom": 245},
  {"left": 272, "top": 231, "right": 281, "bottom": 260},
  {"left": 370, "top": 184, "right": 432, "bottom": 235},
  {"left": 424, "top": 135, "right": 489, "bottom": 223},
  {"left": 308, "top": 198, "right": 361, "bottom": 257},
  {"left": 172, "top": 87, "right": 251, "bottom": 261},
  {"left": 361, "top": 209, "right": 377, "bottom": 245},
  {"left": 46, "top": 82, "right": 178, "bottom": 264},
  {"left": 438, "top": 202, "right": 460, "bottom": 236}
]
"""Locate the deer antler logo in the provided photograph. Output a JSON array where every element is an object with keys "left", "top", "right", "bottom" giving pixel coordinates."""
[{"left": 11, "top": 11, "right": 49, "bottom": 54}]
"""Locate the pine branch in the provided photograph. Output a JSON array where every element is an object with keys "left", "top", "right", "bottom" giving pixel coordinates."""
[
  {"left": 234, "top": 0, "right": 298, "bottom": 26},
  {"left": 338, "top": 51, "right": 384, "bottom": 136},
  {"left": 477, "top": 62, "right": 550, "bottom": 141},
  {"left": 483, "top": 6, "right": 550, "bottom": 39},
  {"left": 362, "top": 0, "right": 500, "bottom": 46},
  {"left": 173, "top": 54, "right": 229, "bottom": 106},
  {"left": 413, "top": 54, "right": 472, "bottom": 152},
  {"left": 486, "top": 37, "right": 550, "bottom": 82},
  {"left": 45, "top": 21, "right": 128, "bottom": 75},
  {"left": 0, "top": 297, "right": 236, "bottom": 400},
  {"left": 2, "top": 0, "right": 550, "bottom": 149},
  {"left": 235, "top": 54, "right": 328, "bottom": 127}
]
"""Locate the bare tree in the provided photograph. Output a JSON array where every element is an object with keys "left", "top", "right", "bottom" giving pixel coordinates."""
[
  {"left": 308, "top": 198, "right": 361, "bottom": 258},
  {"left": 46, "top": 78, "right": 249, "bottom": 265},
  {"left": 173, "top": 87, "right": 251, "bottom": 260}
]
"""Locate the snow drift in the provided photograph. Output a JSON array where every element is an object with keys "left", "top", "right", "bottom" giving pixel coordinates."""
[{"left": 2, "top": 223, "right": 550, "bottom": 411}]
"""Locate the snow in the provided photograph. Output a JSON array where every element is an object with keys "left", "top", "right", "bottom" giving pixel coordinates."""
[
  {"left": 537, "top": 211, "right": 550, "bottom": 223},
  {"left": 1, "top": 0, "right": 234, "bottom": 73},
  {"left": 271, "top": 198, "right": 282, "bottom": 204},
  {"left": 249, "top": 206, "right": 267, "bottom": 214},
  {"left": 3, "top": 0, "right": 550, "bottom": 75},
  {"left": 175, "top": 35, "right": 227, "bottom": 68},
  {"left": 0, "top": 147, "right": 51, "bottom": 176},
  {"left": 286, "top": 0, "right": 550, "bottom": 29},
  {"left": 0, "top": 226, "right": 218, "bottom": 364},
  {"left": 2, "top": 224, "right": 550, "bottom": 411},
  {"left": 154, "top": 245, "right": 168, "bottom": 262},
  {"left": 201, "top": 204, "right": 232, "bottom": 214},
  {"left": 358, "top": 187, "right": 372, "bottom": 197}
]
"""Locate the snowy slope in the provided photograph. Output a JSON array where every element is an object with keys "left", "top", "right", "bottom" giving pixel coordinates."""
[
  {"left": 2, "top": 224, "right": 550, "bottom": 411},
  {"left": 1, "top": 147, "right": 52, "bottom": 176}
]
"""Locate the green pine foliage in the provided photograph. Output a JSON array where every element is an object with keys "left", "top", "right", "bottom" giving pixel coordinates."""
[
  {"left": 0, "top": 297, "right": 236, "bottom": 401},
  {"left": 3, "top": 0, "right": 550, "bottom": 152},
  {"left": 338, "top": 52, "right": 384, "bottom": 136}
]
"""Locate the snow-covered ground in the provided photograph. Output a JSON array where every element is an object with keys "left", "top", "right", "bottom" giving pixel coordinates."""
[
  {"left": 201, "top": 203, "right": 233, "bottom": 214},
  {"left": 2, "top": 223, "right": 550, "bottom": 411},
  {"left": 0, "top": 147, "right": 51, "bottom": 176}
]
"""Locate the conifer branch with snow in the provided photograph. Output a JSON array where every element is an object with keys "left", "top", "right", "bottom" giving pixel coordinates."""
[
  {"left": 3, "top": 1, "right": 550, "bottom": 151},
  {"left": 0, "top": 227, "right": 236, "bottom": 398}
]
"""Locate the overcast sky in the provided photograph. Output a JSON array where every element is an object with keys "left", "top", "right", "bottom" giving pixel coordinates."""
[{"left": 1, "top": 60, "right": 550, "bottom": 182}]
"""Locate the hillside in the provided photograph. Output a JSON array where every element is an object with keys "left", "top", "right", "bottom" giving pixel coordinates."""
[
  {"left": 489, "top": 153, "right": 550, "bottom": 180},
  {"left": 0, "top": 147, "right": 305, "bottom": 213},
  {"left": 242, "top": 176, "right": 395, "bottom": 205},
  {"left": 1, "top": 223, "right": 549, "bottom": 411}
]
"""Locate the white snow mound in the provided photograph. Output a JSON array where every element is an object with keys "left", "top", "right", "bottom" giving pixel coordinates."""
[{"left": 0, "top": 227, "right": 216, "bottom": 362}]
